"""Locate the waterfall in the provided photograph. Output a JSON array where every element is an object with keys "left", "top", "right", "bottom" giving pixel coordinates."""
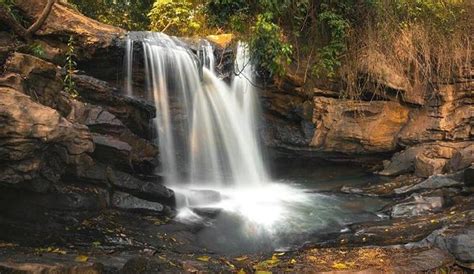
[{"left": 124, "top": 32, "right": 268, "bottom": 188}]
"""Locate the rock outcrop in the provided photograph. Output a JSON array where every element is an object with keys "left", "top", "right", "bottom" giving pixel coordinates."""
[
  {"left": 262, "top": 55, "right": 473, "bottom": 179},
  {"left": 0, "top": 0, "right": 173, "bottom": 228},
  {"left": 0, "top": 87, "right": 93, "bottom": 191}
]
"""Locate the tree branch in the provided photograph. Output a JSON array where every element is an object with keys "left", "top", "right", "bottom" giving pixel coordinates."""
[
  {"left": 0, "top": 0, "right": 56, "bottom": 42},
  {"left": 26, "top": 0, "right": 56, "bottom": 34}
]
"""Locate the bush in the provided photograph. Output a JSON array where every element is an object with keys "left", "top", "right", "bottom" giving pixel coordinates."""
[
  {"left": 249, "top": 13, "right": 292, "bottom": 77},
  {"left": 69, "top": 0, "right": 153, "bottom": 30},
  {"left": 148, "top": 0, "right": 202, "bottom": 36}
]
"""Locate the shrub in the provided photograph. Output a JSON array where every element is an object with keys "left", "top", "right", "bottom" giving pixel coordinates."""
[
  {"left": 148, "top": 0, "right": 202, "bottom": 36},
  {"left": 249, "top": 13, "right": 292, "bottom": 77}
]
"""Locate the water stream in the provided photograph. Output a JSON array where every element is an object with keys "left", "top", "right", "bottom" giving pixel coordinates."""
[{"left": 124, "top": 32, "right": 387, "bottom": 254}]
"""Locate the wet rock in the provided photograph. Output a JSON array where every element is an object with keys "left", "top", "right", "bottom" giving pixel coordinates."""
[
  {"left": 388, "top": 193, "right": 445, "bottom": 218},
  {"left": 394, "top": 174, "right": 463, "bottom": 195},
  {"left": 92, "top": 133, "right": 133, "bottom": 172},
  {"left": 112, "top": 192, "right": 165, "bottom": 214},
  {"left": 73, "top": 74, "right": 155, "bottom": 139},
  {"left": 186, "top": 190, "right": 222, "bottom": 206},
  {"left": 310, "top": 98, "right": 409, "bottom": 154},
  {"left": 69, "top": 101, "right": 159, "bottom": 173},
  {"left": 0, "top": 87, "right": 94, "bottom": 191},
  {"left": 107, "top": 169, "right": 174, "bottom": 205},
  {"left": 341, "top": 175, "right": 423, "bottom": 197}
]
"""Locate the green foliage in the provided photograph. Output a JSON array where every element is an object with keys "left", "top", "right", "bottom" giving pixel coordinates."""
[
  {"left": 69, "top": 0, "right": 153, "bottom": 30},
  {"left": 0, "top": 0, "right": 15, "bottom": 10},
  {"left": 393, "top": 0, "right": 467, "bottom": 33},
  {"left": 63, "top": 36, "right": 78, "bottom": 98},
  {"left": 205, "top": 0, "right": 248, "bottom": 27},
  {"left": 148, "top": 0, "right": 201, "bottom": 36},
  {"left": 312, "top": 6, "right": 350, "bottom": 78},
  {"left": 249, "top": 13, "right": 292, "bottom": 77},
  {"left": 27, "top": 42, "right": 45, "bottom": 58}
]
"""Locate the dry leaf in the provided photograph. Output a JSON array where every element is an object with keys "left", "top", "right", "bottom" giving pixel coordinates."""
[{"left": 75, "top": 255, "right": 89, "bottom": 263}]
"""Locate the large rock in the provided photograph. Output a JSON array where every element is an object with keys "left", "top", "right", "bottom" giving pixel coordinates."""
[
  {"left": 398, "top": 82, "right": 473, "bottom": 145},
  {"left": 379, "top": 142, "right": 473, "bottom": 178},
  {"left": 68, "top": 100, "right": 159, "bottom": 173},
  {"left": 112, "top": 192, "right": 165, "bottom": 214},
  {"left": 107, "top": 169, "right": 173, "bottom": 205},
  {"left": 394, "top": 174, "right": 463, "bottom": 195},
  {"left": 0, "top": 87, "right": 94, "bottom": 191},
  {"left": 433, "top": 225, "right": 474, "bottom": 263},
  {"left": 73, "top": 74, "right": 156, "bottom": 139},
  {"left": 15, "top": 0, "right": 125, "bottom": 58},
  {"left": 310, "top": 98, "right": 409, "bottom": 154},
  {"left": 2, "top": 53, "right": 71, "bottom": 116}
]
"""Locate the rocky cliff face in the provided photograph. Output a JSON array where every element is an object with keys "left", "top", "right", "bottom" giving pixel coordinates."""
[
  {"left": 261, "top": 62, "right": 473, "bottom": 179},
  {"left": 0, "top": 1, "right": 174, "bottom": 229}
]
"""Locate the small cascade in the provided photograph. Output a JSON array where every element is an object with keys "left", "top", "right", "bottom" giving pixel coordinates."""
[
  {"left": 198, "top": 39, "right": 215, "bottom": 73},
  {"left": 124, "top": 32, "right": 268, "bottom": 188}
]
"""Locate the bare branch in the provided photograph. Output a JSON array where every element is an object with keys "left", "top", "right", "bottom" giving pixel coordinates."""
[
  {"left": 26, "top": 0, "right": 56, "bottom": 35},
  {"left": 0, "top": 0, "right": 56, "bottom": 41}
]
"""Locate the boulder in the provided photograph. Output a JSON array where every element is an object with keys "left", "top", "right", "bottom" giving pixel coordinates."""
[
  {"left": 107, "top": 169, "right": 173, "bottom": 205},
  {"left": 434, "top": 225, "right": 474, "bottom": 263},
  {"left": 112, "top": 192, "right": 165, "bottom": 214},
  {"left": 0, "top": 87, "right": 93, "bottom": 191},
  {"left": 379, "top": 142, "right": 473, "bottom": 178},
  {"left": 377, "top": 146, "right": 425, "bottom": 176},
  {"left": 341, "top": 175, "right": 426, "bottom": 197},
  {"left": 310, "top": 98, "right": 409, "bottom": 154},
  {"left": 394, "top": 174, "right": 463, "bottom": 195},
  {"left": 388, "top": 193, "right": 446, "bottom": 218}
]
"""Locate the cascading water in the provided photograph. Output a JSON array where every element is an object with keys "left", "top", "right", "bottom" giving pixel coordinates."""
[
  {"left": 124, "top": 32, "right": 387, "bottom": 254},
  {"left": 125, "top": 32, "right": 268, "bottom": 188}
]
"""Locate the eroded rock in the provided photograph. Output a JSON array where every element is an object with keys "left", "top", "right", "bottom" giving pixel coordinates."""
[
  {"left": 0, "top": 87, "right": 93, "bottom": 191},
  {"left": 310, "top": 98, "right": 409, "bottom": 154}
]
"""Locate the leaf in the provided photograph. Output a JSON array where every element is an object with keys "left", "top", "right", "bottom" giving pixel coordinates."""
[
  {"left": 255, "top": 271, "right": 272, "bottom": 274},
  {"left": 237, "top": 269, "right": 246, "bottom": 274},
  {"left": 197, "top": 256, "right": 210, "bottom": 262},
  {"left": 92, "top": 241, "right": 101, "bottom": 247},
  {"left": 332, "top": 262, "right": 348, "bottom": 270},
  {"left": 235, "top": 255, "right": 248, "bottom": 261},
  {"left": 75, "top": 255, "right": 89, "bottom": 263}
]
